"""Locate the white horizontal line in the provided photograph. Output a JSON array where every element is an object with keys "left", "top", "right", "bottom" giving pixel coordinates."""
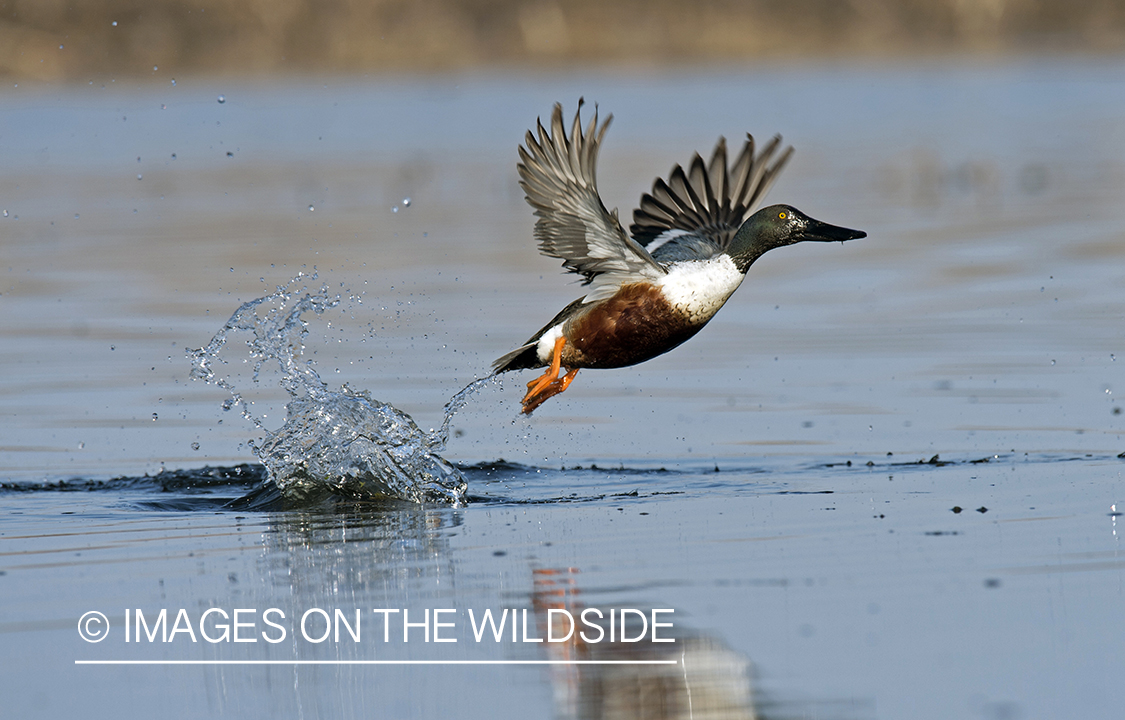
[{"left": 76, "top": 659, "right": 678, "bottom": 666}]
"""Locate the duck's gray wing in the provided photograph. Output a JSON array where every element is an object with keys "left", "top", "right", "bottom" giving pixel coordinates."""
[
  {"left": 520, "top": 100, "right": 665, "bottom": 303},
  {"left": 630, "top": 134, "right": 794, "bottom": 260}
]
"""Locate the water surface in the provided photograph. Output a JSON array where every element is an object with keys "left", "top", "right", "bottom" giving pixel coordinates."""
[{"left": 2, "top": 59, "right": 1124, "bottom": 719}]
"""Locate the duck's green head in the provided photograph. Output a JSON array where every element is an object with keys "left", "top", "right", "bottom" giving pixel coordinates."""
[{"left": 727, "top": 204, "right": 866, "bottom": 273}]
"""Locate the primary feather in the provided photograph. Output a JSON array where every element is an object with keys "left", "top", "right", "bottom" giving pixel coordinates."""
[
  {"left": 631, "top": 134, "right": 794, "bottom": 261},
  {"left": 518, "top": 99, "right": 666, "bottom": 304}
]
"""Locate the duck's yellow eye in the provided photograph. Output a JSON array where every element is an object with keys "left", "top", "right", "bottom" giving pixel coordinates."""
[{"left": 778, "top": 212, "right": 787, "bottom": 219}]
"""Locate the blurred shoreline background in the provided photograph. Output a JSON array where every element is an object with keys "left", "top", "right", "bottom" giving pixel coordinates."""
[{"left": 3, "top": 0, "right": 1124, "bottom": 81}]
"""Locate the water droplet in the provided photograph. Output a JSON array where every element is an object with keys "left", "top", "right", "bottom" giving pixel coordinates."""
[
  {"left": 171, "top": 153, "right": 176, "bottom": 159},
  {"left": 1050, "top": 359, "right": 1056, "bottom": 365},
  {"left": 137, "top": 156, "right": 141, "bottom": 163},
  {"left": 191, "top": 442, "right": 200, "bottom": 451},
  {"left": 402, "top": 197, "right": 412, "bottom": 207},
  {"left": 308, "top": 205, "right": 314, "bottom": 212},
  {"left": 226, "top": 151, "right": 233, "bottom": 157},
  {"left": 152, "top": 413, "right": 159, "bottom": 421},
  {"left": 112, "top": 21, "right": 118, "bottom": 26},
  {"left": 221, "top": 398, "right": 234, "bottom": 411},
  {"left": 217, "top": 95, "right": 225, "bottom": 104},
  {"left": 4, "top": 210, "right": 9, "bottom": 217},
  {"left": 74, "top": 213, "right": 79, "bottom": 219},
  {"left": 110, "top": 345, "right": 115, "bottom": 351},
  {"left": 392, "top": 206, "right": 399, "bottom": 213},
  {"left": 153, "top": 65, "right": 158, "bottom": 72},
  {"left": 137, "top": 174, "right": 143, "bottom": 180},
  {"left": 78, "top": 442, "right": 85, "bottom": 450},
  {"left": 59, "top": 45, "right": 64, "bottom": 50},
  {"left": 161, "top": 104, "right": 166, "bottom": 110},
  {"left": 171, "top": 79, "right": 176, "bottom": 86}
]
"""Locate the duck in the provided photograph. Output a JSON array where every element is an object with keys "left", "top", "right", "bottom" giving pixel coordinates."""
[{"left": 493, "top": 100, "right": 865, "bottom": 414}]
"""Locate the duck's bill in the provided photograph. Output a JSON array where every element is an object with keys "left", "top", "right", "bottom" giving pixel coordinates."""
[{"left": 799, "top": 218, "right": 867, "bottom": 243}]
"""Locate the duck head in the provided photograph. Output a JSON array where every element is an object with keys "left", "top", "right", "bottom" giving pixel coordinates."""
[{"left": 727, "top": 204, "right": 866, "bottom": 273}]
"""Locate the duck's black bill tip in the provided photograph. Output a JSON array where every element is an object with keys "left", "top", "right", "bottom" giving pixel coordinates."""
[{"left": 800, "top": 220, "right": 867, "bottom": 243}]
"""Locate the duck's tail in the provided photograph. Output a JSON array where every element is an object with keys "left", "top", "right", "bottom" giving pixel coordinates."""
[{"left": 492, "top": 342, "right": 540, "bottom": 375}]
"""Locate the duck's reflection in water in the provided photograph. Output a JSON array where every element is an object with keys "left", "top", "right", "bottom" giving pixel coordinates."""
[{"left": 532, "top": 568, "right": 755, "bottom": 720}]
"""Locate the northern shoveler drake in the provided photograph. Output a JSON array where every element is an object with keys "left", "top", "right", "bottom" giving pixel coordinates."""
[{"left": 494, "top": 100, "right": 866, "bottom": 414}]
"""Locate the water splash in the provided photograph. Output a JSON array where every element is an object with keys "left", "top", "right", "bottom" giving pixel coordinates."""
[{"left": 190, "top": 273, "right": 489, "bottom": 506}]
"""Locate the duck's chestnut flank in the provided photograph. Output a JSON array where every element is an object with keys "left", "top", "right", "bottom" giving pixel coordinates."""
[{"left": 565, "top": 282, "right": 705, "bottom": 369}]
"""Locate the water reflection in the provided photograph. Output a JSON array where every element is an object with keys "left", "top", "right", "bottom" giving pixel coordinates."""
[
  {"left": 197, "top": 506, "right": 766, "bottom": 719},
  {"left": 259, "top": 504, "right": 462, "bottom": 599},
  {"left": 532, "top": 568, "right": 757, "bottom": 720}
]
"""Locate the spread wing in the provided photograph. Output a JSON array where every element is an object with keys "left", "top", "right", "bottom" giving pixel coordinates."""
[
  {"left": 519, "top": 100, "right": 666, "bottom": 303},
  {"left": 630, "top": 134, "right": 794, "bottom": 262}
]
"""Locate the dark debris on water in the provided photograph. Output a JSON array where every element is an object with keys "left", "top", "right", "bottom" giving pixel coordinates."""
[
  {"left": 0, "top": 464, "right": 266, "bottom": 494},
  {"left": 829, "top": 451, "right": 1125, "bottom": 471}
]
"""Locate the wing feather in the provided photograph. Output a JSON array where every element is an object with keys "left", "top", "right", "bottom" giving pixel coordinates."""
[
  {"left": 631, "top": 133, "right": 794, "bottom": 256},
  {"left": 518, "top": 100, "right": 665, "bottom": 302}
]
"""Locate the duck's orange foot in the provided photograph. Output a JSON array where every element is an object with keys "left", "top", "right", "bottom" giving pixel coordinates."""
[
  {"left": 520, "top": 336, "right": 579, "bottom": 414},
  {"left": 522, "top": 368, "right": 579, "bottom": 414}
]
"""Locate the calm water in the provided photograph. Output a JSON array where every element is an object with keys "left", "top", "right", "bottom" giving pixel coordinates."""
[{"left": 2, "top": 59, "right": 1124, "bottom": 719}]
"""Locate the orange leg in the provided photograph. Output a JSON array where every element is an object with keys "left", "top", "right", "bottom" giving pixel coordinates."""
[
  {"left": 520, "top": 337, "right": 580, "bottom": 414},
  {"left": 522, "top": 368, "right": 579, "bottom": 414},
  {"left": 524, "top": 336, "right": 566, "bottom": 400}
]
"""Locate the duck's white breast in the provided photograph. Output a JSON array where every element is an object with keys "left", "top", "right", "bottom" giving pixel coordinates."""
[{"left": 657, "top": 256, "right": 744, "bottom": 323}]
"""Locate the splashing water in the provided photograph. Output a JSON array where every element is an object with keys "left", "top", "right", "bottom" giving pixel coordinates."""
[{"left": 190, "top": 273, "right": 491, "bottom": 506}]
